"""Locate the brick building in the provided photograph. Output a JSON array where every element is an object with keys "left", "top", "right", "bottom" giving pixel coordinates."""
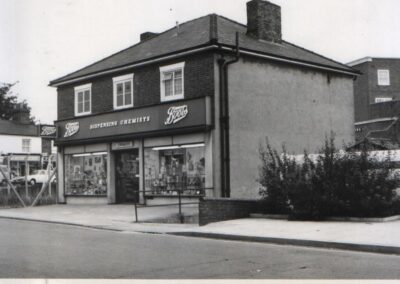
[
  {"left": 50, "top": 0, "right": 358, "bottom": 205},
  {"left": 349, "top": 57, "right": 400, "bottom": 149}
]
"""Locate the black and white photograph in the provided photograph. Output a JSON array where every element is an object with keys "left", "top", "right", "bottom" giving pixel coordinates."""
[{"left": 1, "top": 0, "right": 400, "bottom": 281}]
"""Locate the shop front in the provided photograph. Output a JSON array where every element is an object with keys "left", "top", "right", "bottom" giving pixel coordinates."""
[
  {"left": 2, "top": 154, "right": 42, "bottom": 177},
  {"left": 55, "top": 97, "right": 213, "bottom": 205}
]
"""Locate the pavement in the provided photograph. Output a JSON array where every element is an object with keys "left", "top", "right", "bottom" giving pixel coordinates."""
[{"left": 1, "top": 204, "right": 400, "bottom": 255}]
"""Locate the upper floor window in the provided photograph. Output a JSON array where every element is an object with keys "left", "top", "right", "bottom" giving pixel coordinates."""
[
  {"left": 22, "top": 139, "right": 31, "bottom": 153},
  {"left": 160, "top": 62, "right": 185, "bottom": 102},
  {"left": 74, "top": 83, "right": 92, "bottom": 116},
  {"left": 377, "top": 69, "right": 390, "bottom": 86},
  {"left": 375, "top": 97, "right": 393, "bottom": 103},
  {"left": 113, "top": 74, "right": 134, "bottom": 109}
]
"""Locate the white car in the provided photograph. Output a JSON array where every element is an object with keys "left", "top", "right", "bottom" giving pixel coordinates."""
[{"left": 12, "top": 169, "right": 55, "bottom": 186}]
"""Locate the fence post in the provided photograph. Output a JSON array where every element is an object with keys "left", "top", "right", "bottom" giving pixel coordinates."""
[
  {"left": 178, "top": 189, "right": 183, "bottom": 223},
  {"left": 25, "top": 155, "right": 29, "bottom": 198},
  {"left": 7, "top": 155, "right": 11, "bottom": 195},
  {"left": 0, "top": 167, "right": 26, "bottom": 207},
  {"left": 134, "top": 203, "right": 138, "bottom": 223}
]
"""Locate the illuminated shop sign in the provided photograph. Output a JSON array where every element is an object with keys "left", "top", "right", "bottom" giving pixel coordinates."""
[
  {"left": 40, "top": 125, "right": 57, "bottom": 138},
  {"left": 55, "top": 97, "right": 210, "bottom": 143}
]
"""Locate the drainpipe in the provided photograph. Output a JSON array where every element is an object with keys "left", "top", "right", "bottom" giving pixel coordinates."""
[{"left": 218, "top": 32, "right": 240, "bottom": 198}]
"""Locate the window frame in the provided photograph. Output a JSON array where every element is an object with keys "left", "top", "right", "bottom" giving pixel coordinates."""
[
  {"left": 64, "top": 151, "right": 108, "bottom": 197},
  {"left": 22, "top": 138, "right": 31, "bottom": 153},
  {"left": 159, "top": 62, "right": 185, "bottom": 102},
  {"left": 113, "top": 74, "right": 134, "bottom": 110},
  {"left": 74, "top": 83, "right": 92, "bottom": 116},
  {"left": 377, "top": 69, "right": 390, "bottom": 86}
]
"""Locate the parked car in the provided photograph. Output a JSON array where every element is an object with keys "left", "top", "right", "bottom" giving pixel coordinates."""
[{"left": 12, "top": 169, "right": 55, "bottom": 186}]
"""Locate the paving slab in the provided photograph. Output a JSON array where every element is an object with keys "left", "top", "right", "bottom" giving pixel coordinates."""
[
  {"left": 1, "top": 204, "right": 400, "bottom": 254},
  {"left": 0, "top": 204, "right": 198, "bottom": 233}
]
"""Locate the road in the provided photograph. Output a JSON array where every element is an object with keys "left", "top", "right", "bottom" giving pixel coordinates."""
[{"left": 0, "top": 218, "right": 400, "bottom": 279}]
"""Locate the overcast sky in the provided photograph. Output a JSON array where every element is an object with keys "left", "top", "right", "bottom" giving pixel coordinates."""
[{"left": 1, "top": 0, "right": 399, "bottom": 124}]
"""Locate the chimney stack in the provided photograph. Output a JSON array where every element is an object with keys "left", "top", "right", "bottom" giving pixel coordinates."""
[
  {"left": 140, "top": 32, "right": 158, "bottom": 42},
  {"left": 246, "top": 0, "right": 282, "bottom": 43}
]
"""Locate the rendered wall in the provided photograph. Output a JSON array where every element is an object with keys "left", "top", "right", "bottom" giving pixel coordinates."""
[
  {"left": 0, "top": 135, "right": 42, "bottom": 154},
  {"left": 228, "top": 57, "right": 355, "bottom": 198}
]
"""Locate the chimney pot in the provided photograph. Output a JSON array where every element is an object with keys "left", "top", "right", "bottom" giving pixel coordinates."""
[{"left": 246, "top": 0, "right": 282, "bottom": 43}]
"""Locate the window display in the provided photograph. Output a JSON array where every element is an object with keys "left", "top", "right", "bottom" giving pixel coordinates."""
[
  {"left": 65, "top": 152, "right": 107, "bottom": 196},
  {"left": 144, "top": 145, "right": 205, "bottom": 196}
]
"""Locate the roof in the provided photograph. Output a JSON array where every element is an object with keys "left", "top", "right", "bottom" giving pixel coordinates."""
[
  {"left": 347, "top": 57, "right": 400, "bottom": 66},
  {"left": 50, "top": 14, "right": 358, "bottom": 86},
  {"left": 0, "top": 120, "right": 38, "bottom": 136},
  {"left": 349, "top": 137, "right": 400, "bottom": 151}
]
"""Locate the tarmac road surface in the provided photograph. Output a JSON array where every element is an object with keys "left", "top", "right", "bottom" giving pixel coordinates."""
[{"left": 1, "top": 218, "right": 400, "bottom": 279}]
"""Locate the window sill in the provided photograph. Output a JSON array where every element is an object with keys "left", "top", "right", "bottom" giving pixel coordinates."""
[
  {"left": 160, "top": 96, "right": 185, "bottom": 103},
  {"left": 145, "top": 194, "right": 204, "bottom": 198},
  {"left": 65, "top": 194, "right": 107, "bottom": 197},
  {"left": 75, "top": 112, "right": 92, "bottom": 117},
  {"left": 113, "top": 104, "right": 134, "bottom": 110},
  {"left": 370, "top": 99, "right": 399, "bottom": 105}
]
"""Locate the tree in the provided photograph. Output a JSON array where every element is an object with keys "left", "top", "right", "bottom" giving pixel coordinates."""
[{"left": 0, "top": 82, "right": 35, "bottom": 123}]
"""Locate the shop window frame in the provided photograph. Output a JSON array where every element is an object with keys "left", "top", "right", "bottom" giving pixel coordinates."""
[
  {"left": 159, "top": 62, "right": 185, "bottom": 102},
  {"left": 74, "top": 83, "right": 92, "bottom": 116},
  {"left": 144, "top": 143, "right": 206, "bottom": 197},
  {"left": 113, "top": 73, "right": 134, "bottom": 110},
  {"left": 64, "top": 151, "right": 108, "bottom": 197}
]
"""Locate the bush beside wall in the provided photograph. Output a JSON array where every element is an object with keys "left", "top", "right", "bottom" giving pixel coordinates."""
[{"left": 258, "top": 136, "right": 400, "bottom": 220}]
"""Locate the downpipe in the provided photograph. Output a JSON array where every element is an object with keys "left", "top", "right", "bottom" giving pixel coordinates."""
[{"left": 218, "top": 32, "right": 240, "bottom": 198}]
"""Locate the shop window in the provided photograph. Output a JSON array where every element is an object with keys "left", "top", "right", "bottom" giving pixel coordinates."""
[
  {"left": 377, "top": 69, "right": 390, "bottom": 86},
  {"left": 144, "top": 143, "right": 205, "bottom": 196},
  {"left": 160, "top": 62, "right": 185, "bottom": 102},
  {"left": 113, "top": 74, "right": 134, "bottom": 109},
  {"left": 65, "top": 152, "right": 107, "bottom": 196},
  {"left": 22, "top": 139, "right": 31, "bottom": 153},
  {"left": 74, "top": 83, "right": 92, "bottom": 116}
]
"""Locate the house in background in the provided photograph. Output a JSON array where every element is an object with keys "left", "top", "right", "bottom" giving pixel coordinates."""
[
  {"left": 349, "top": 57, "right": 400, "bottom": 149},
  {"left": 0, "top": 118, "right": 57, "bottom": 176},
  {"left": 50, "top": 0, "right": 358, "bottom": 205}
]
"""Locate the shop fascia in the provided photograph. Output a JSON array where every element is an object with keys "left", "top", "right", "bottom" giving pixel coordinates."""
[
  {"left": 55, "top": 97, "right": 210, "bottom": 143},
  {"left": 86, "top": 104, "right": 187, "bottom": 131}
]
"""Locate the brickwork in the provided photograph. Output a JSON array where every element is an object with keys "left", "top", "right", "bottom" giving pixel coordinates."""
[
  {"left": 352, "top": 58, "right": 400, "bottom": 141},
  {"left": 57, "top": 52, "right": 215, "bottom": 121},
  {"left": 199, "top": 198, "right": 260, "bottom": 226},
  {"left": 246, "top": 0, "right": 281, "bottom": 43},
  {"left": 353, "top": 58, "right": 400, "bottom": 123}
]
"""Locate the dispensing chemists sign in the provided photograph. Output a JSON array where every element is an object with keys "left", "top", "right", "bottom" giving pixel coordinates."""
[{"left": 55, "top": 97, "right": 211, "bottom": 143}]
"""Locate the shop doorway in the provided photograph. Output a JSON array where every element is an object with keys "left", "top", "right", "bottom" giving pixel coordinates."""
[{"left": 115, "top": 149, "right": 140, "bottom": 203}]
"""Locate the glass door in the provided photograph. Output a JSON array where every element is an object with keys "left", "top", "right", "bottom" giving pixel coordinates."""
[{"left": 115, "top": 149, "right": 140, "bottom": 203}]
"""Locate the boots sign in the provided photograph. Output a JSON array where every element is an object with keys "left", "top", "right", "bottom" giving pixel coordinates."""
[
  {"left": 55, "top": 97, "right": 210, "bottom": 144},
  {"left": 164, "top": 105, "right": 188, "bottom": 125},
  {"left": 39, "top": 125, "right": 58, "bottom": 138}
]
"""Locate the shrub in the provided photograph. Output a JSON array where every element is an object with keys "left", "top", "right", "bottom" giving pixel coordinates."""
[{"left": 258, "top": 136, "right": 399, "bottom": 220}]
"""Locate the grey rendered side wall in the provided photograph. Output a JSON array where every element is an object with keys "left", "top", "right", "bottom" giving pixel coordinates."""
[{"left": 228, "top": 58, "right": 355, "bottom": 198}]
